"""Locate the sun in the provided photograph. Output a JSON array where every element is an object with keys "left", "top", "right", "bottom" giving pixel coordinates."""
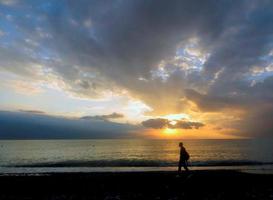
[{"left": 163, "top": 128, "right": 177, "bottom": 135}]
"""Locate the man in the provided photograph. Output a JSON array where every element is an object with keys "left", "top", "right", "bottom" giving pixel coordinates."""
[{"left": 178, "top": 142, "right": 189, "bottom": 172}]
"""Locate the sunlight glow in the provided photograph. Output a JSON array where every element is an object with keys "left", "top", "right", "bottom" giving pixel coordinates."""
[
  {"left": 163, "top": 113, "right": 190, "bottom": 121},
  {"left": 169, "top": 120, "right": 177, "bottom": 126},
  {"left": 163, "top": 128, "right": 177, "bottom": 135}
]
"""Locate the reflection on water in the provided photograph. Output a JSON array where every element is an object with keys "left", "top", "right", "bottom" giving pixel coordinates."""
[{"left": 0, "top": 139, "right": 272, "bottom": 170}]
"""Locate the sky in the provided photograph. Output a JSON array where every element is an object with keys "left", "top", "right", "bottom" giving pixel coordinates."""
[{"left": 1, "top": 0, "right": 273, "bottom": 139}]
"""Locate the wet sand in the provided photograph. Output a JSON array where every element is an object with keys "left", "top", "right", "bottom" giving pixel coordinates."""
[{"left": 0, "top": 170, "right": 272, "bottom": 200}]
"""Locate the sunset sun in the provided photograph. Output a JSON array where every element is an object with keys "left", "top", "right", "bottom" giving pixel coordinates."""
[{"left": 163, "top": 128, "right": 177, "bottom": 135}]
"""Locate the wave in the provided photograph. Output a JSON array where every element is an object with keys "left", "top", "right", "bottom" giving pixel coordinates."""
[{"left": 4, "top": 159, "right": 273, "bottom": 168}]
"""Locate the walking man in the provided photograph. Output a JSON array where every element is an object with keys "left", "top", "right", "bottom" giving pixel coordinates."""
[{"left": 178, "top": 142, "right": 190, "bottom": 172}]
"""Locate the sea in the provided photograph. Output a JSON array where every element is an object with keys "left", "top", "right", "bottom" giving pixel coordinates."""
[{"left": 0, "top": 139, "right": 272, "bottom": 174}]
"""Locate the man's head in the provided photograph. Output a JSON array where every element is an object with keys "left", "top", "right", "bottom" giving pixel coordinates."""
[{"left": 179, "top": 142, "right": 183, "bottom": 147}]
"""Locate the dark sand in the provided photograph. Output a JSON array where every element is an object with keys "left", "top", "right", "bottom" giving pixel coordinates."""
[{"left": 0, "top": 170, "right": 272, "bottom": 200}]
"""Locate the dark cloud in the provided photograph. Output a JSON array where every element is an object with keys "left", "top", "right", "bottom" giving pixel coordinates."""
[
  {"left": 241, "top": 105, "right": 273, "bottom": 138},
  {"left": 0, "top": 111, "right": 138, "bottom": 139},
  {"left": 185, "top": 76, "right": 273, "bottom": 137},
  {"left": 102, "top": 112, "right": 124, "bottom": 119},
  {"left": 142, "top": 118, "right": 204, "bottom": 130},
  {"left": 185, "top": 89, "right": 242, "bottom": 112},
  {"left": 18, "top": 109, "right": 45, "bottom": 115},
  {"left": 141, "top": 118, "right": 168, "bottom": 129},
  {"left": 81, "top": 112, "right": 124, "bottom": 121},
  {"left": 170, "top": 120, "right": 204, "bottom": 129}
]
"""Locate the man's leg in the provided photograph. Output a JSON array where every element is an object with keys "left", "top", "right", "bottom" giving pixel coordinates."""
[
  {"left": 183, "top": 161, "right": 189, "bottom": 171},
  {"left": 178, "top": 161, "right": 182, "bottom": 172}
]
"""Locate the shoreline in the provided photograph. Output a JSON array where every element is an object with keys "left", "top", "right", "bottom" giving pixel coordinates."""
[{"left": 1, "top": 164, "right": 273, "bottom": 175}]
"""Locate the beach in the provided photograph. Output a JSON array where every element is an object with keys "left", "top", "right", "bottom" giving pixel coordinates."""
[
  {"left": 1, "top": 140, "right": 272, "bottom": 199},
  {"left": 0, "top": 170, "right": 272, "bottom": 200}
]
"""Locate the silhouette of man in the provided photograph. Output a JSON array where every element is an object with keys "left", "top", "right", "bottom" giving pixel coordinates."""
[{"left": 178, "top": 142, "right": 189, "bottom": 172}]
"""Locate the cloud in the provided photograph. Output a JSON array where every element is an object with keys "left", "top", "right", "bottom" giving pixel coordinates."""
[
  {"left": 141, "top": 118, "right": 168, "bottom": 129},
  {"left": 184, "top": 89, "right": 242, "bottom": 112},
  {"left": 18, "top": 109, "right": 45, "bottom": 115},
  {"left": 142, "top": 118, "right": 204, "bottom": 130},
  {"left": 9, "top": 80, "right": 44, "bottom": 95},
  {"left": 0, "top": 30, "right": 5, "bottom": 37},
  {"left": 170, "top": 120, "right": 204, "bottom": 129},
  {"left": 101, "top": 112, "right": 124, "bottom": 119},
  {"left": 0, "top": 0, "right": 17, "bottom": 6},
  {"left": 0, "top": 111, "right": 138, "bottom": 139},
  {"left": 1, "top": 0, "right": 273, "bottom": 138},
  {"left": 81, "top": 112, "right": 124, "bottom": 121}
]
